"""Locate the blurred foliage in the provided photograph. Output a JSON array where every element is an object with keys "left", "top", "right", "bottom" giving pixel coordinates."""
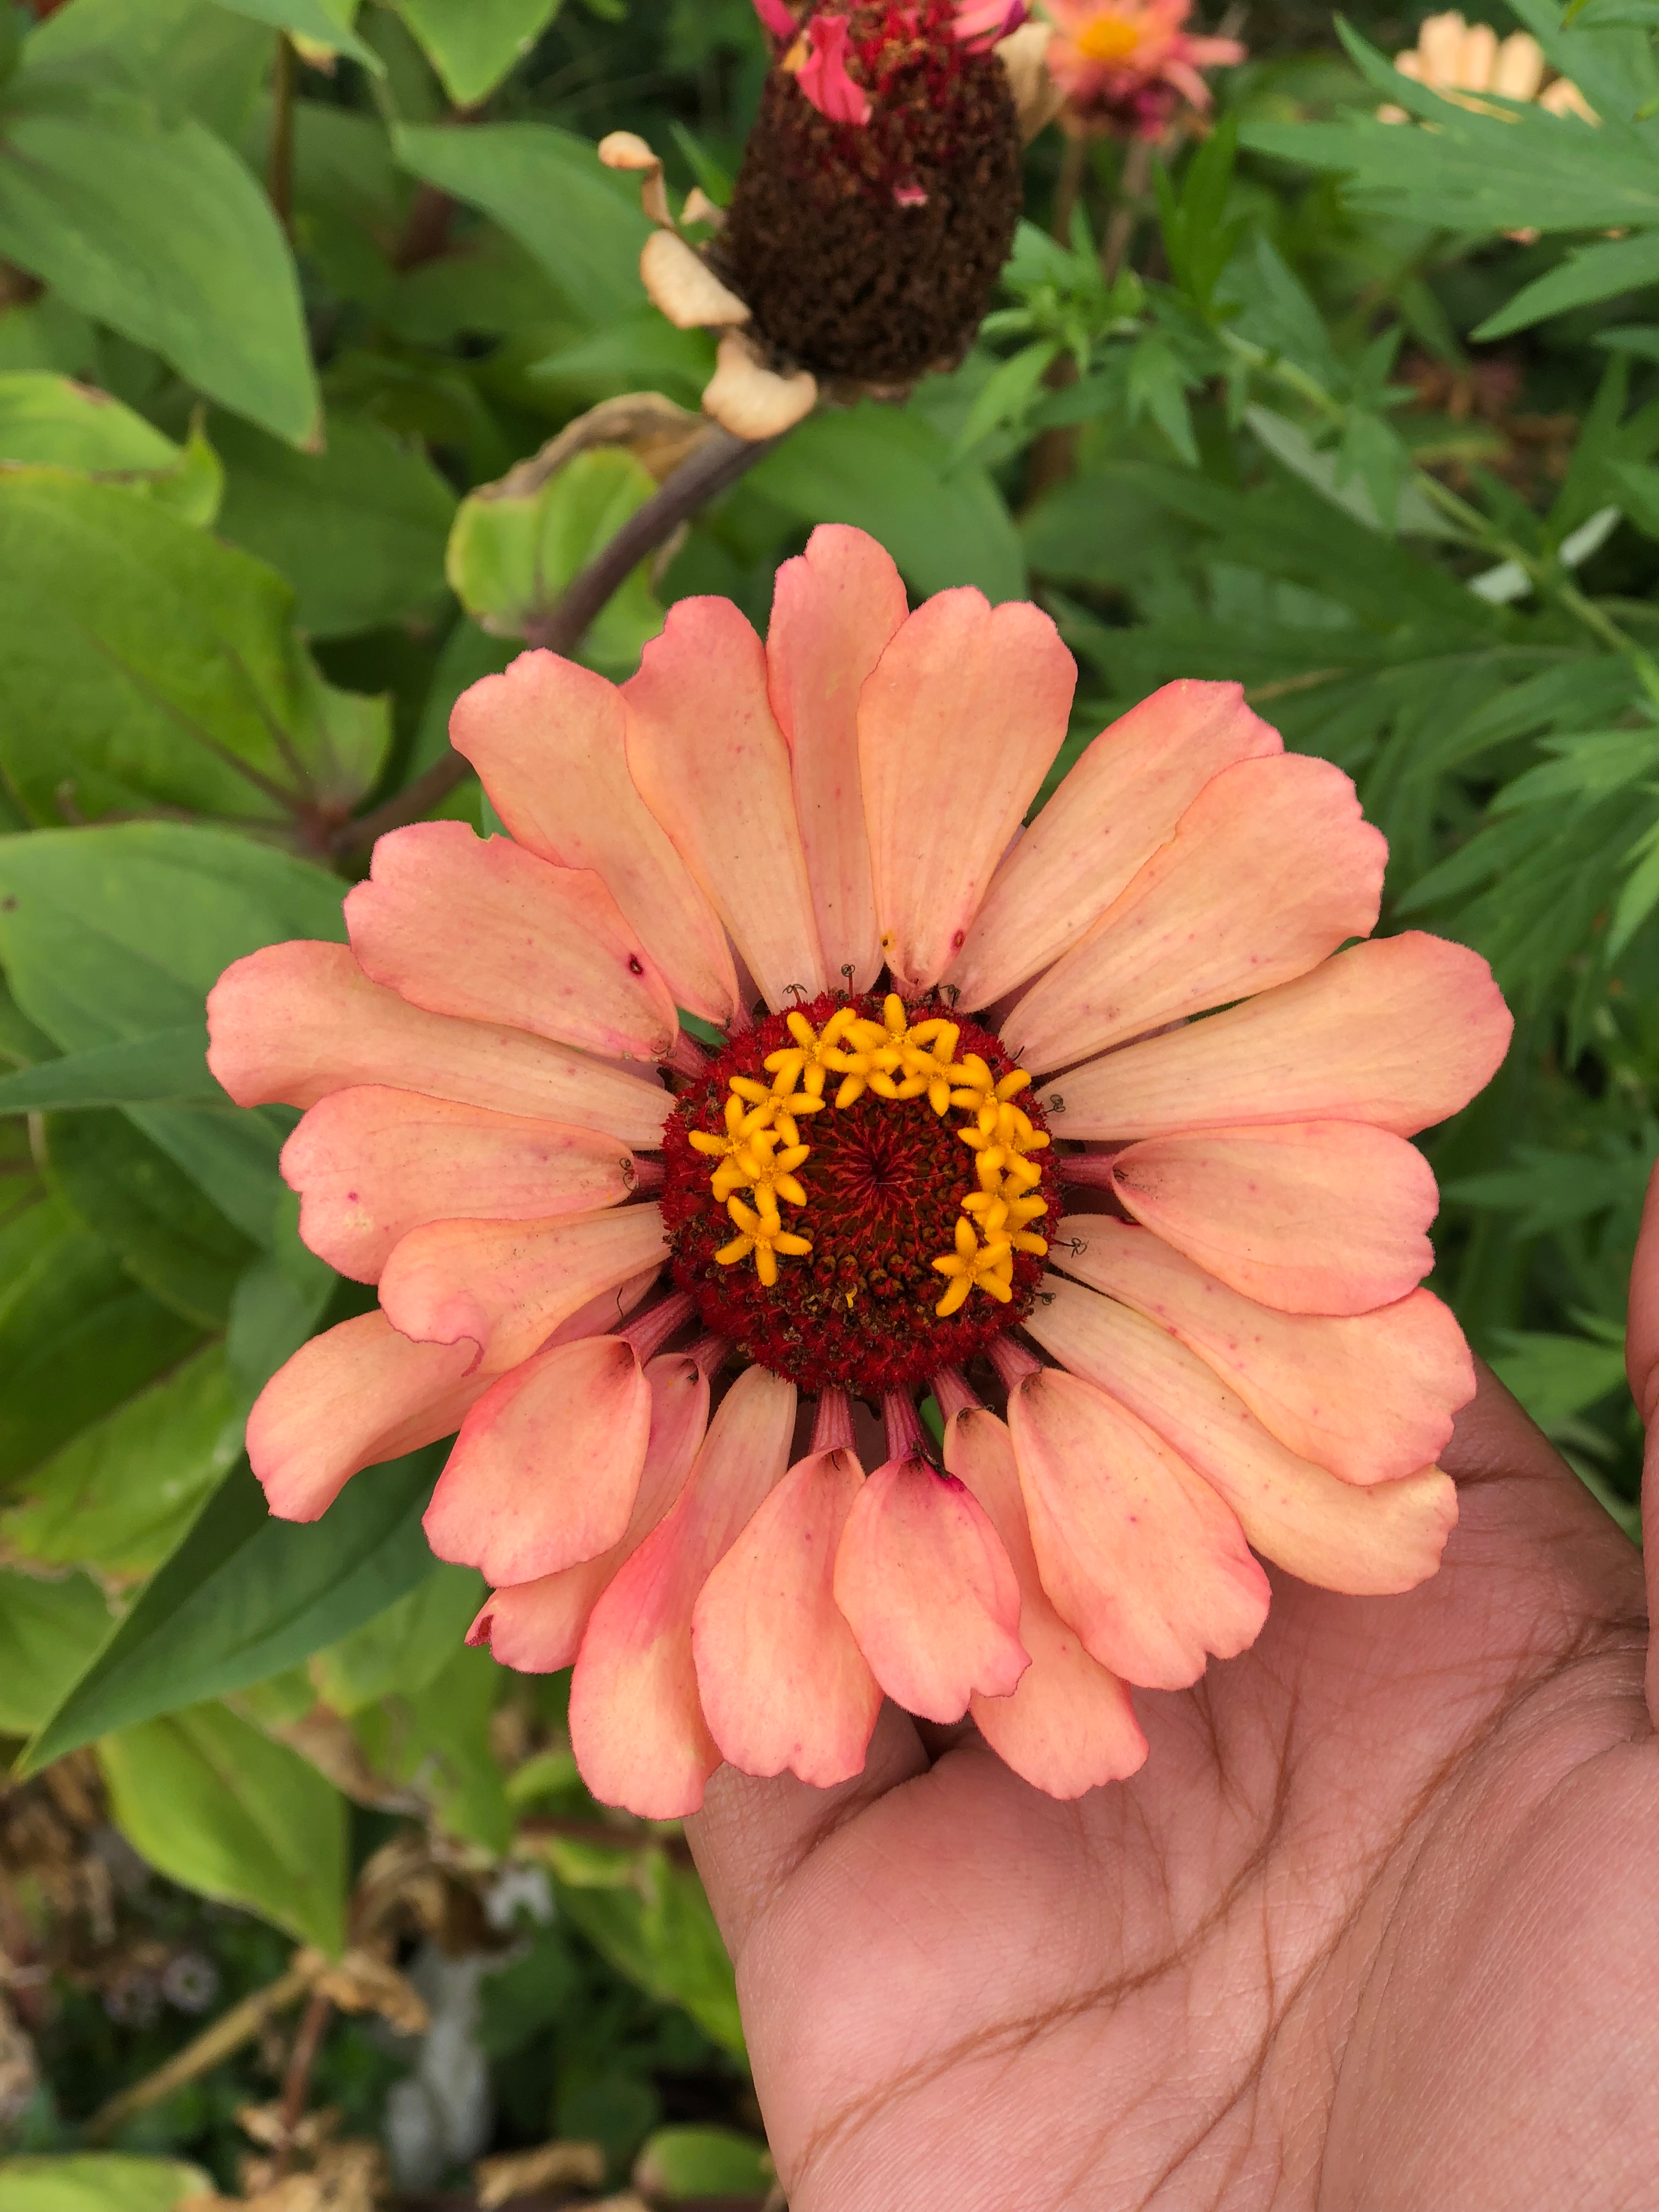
[{"left": 1, "top": 0, "right": 1657, "bottom": 2200}]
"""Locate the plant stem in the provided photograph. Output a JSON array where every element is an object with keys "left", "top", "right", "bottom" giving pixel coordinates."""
[
  {"left": 271, "top": 1985, "right": 334, "bottom": 2179},
  {"left": 332, "top": 425, "right": 784, "bottom": 857},
  {"left": 268, "top": 33, "right": 297, "bottom": 239},
  {"left": 85, "top": 1957, "right": 317, "bottom": 2142},
  {"left": 1102, "top": 138, "right": 1154, "bottom": 283}
]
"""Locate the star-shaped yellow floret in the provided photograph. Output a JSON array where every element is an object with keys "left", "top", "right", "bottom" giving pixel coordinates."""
[
  {"left": 711, "top": 1126, "right": 811, "bottom": 1210},
  {"left": 931, "top": 1216, "right": 1015, "bottom": 1317},
  {"left": 963, "top": 1185, "right": 1049, "bottom": 1256},
  {"left": 958, "top": 1099, "right": 1050, "bottom": 1191},
  {"left": 715, "top": 1196, "right": 813, "bottom": 1287},
  {"left": 763, "top": 1006, "right": 858, "bottom": 1098},
  {"left": 687, "top": 1092, "right": 777, "bottom": 1166},
  {"left": 946, "top": 1054, "right": 1032, "bottom": 1111}
]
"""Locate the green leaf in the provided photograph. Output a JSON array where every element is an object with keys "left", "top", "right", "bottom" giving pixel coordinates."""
[
  {"left": 0, "top": 823, "right": 345, "bottom": 1049},
  {"left": 350, "top": 1638, "right": 510, "bottom": 1849},
  {"left": 0, "top": 1195, "right": 203, "bottom": 1487},
  {"left": 43, "top": 1111, "right": 257, "bottom": 1327},
  {"left": 1489, "top": 1328, "right": 1629, "bottom": 1428},
  {"left": 391, "top": 0, "right": 565, "bottom": 104},
  {"left": 393, "top": 120, "right": 648, "bottom": 326},
  {"left": 99, "top": 1701, "right": 347, "bottom": 1950},
  {"left": 539, "top": 1837, "right": 744, "bottom": 2057},
  {"left": 0, "top": 1570, "right": 112, "bottom": 1735},
  {"left": 0, "top": 1028, "right": 221, "bottom": 1114},
  {"left": 0, "top": 475, "right": 390, "bottom": 823},
  {"left": 0, "top": 2154, "right": 213, "bottom": 2212},
  {"left": 952, "top": 340, "right": 1060, "bottom": 457},
  {"left": 309, "top": 1561, "right": 485, "bottom": 1713},
  {"left": 634, "top": 2128, "right": 772, "bottom": 2202},
  {"left": 446, "top": 444, "right": 662, "bottom": 670},
  {"left": 749, "top": 403, "right": 1028, "bottom": 601},
  {"left": 216, "top": 0, "right": 382, "bottom": 69},
  {"left": 0, "top": 370, "right": 179, "bottom": 471},
  {"left": 212, "top": 409, "right": 456, "bottom": 640},
  {"left": 0, "top": 1346, "right": 241, "bottom": 1579},
  {"left": 0, "top": 81, "right": 319, "bottom": 443},
  {"left": 1476, "top": 229, "right": 1659, "bottom": 341},
  {"left": 19, "top": 1449, "right": 443, "bottom": 1772}
]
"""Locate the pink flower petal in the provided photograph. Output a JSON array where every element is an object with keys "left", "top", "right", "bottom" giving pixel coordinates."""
[
  {"left": 1006, "top": 753, "right": 1386, "bottom": 1073},
  {"left": 1006, "top": 1368, "right": 1271, "bottom": 1691},
  {"left": 797, "top": 13, "right": 873, "bottom": 123},
  {"left": 691, "top": 1446, "right": 882, "bottom": 1787},
  {"left": 950, "top": 680, "right": 1278, "bottom": 1011},
  {"left": 449, "top": 652, "right": 738, "bottom": 1028},
  {"left": 206, "top": 942, "right": 670, "bottom": 1149},
  {"left": 624, "top": 600, "right": 827, "bottom": 1014},
  {"left": 831, "top": 1455, "right": 1029, "bottom": 1723},
  {"left": 281, "top": 1087, "right": 635, "bottom": 1284},
  {"left": 345, "top": 823, "right": 680, "bottom": 1066},
  {"left": 1026, "top": 1273, "right": 1459, "bottom": 1593},
  {"left": 1110, "top": 1121, "right": 1438, "bottom": 1316},
  {"left": 473, "top": 1352, "right": 709, "bottom": 1671},
  {"left": 946, "top": 1407, "right": 1147, "bottom": 1798},
  {"left": 246, "top": 1314, "right": 487, "bottom": 1522},
  {"left": 569, "top": 1365, "right": 798, "bottom": 1819},
  {"left": 424, "top": 1335, "right": 653, "bottom": 1585},
  {"left": 377, "top": 1202, "right": 666, "bottom": 1373},
  {"left": 1045, "top": 932, "right": 1513, "bottom": 1141},
  {"left": 752, "top": 0, "right": 797, "bottom": 37},
  {"left": 1050, "top": 1217, "right": 1474, "bottom": 1484},
  {"left": 859, "top": 590, "right": 1075, "bottom": 998},
  {"left": 766, "top": 526, "right": 908, "bottom": 994}
]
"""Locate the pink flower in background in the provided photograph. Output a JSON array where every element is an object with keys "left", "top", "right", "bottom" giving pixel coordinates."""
[
  {"left": 208, "top": 523, "right": 1510, "bottom": 1820},
  {"left": 1045, "top": 0, "right": 1244, "bottom": 139}
]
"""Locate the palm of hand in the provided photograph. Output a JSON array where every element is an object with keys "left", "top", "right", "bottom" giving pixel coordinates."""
[{"left": 689, "top": 1376, "right": 1659, "bottom": 2211}]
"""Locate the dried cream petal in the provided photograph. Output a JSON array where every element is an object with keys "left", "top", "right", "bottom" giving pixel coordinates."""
[
  {"left": 703, "top": 332, "right": 817, "bottom": 441},
  {"left": 640, "top": 228, "right": 751, "bottom": 329}
]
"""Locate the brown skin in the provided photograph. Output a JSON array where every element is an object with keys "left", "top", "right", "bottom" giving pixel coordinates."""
[{"left": 687, "top": 1184, "right": 1659, "bottom": 2211}]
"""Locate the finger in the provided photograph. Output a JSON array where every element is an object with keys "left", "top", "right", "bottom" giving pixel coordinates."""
[
  {"left": 1440, "top": 1355, "right": 1577, "bottom": 1490},
  {"left": 685, "top": 1701, "right": 927, "bottom": 1960}
]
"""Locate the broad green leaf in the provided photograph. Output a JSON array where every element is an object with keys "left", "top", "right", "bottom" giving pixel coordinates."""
[
  {"left": 393, "top": 121, "right": 648, "bottom": 326},
  {"left": 43, "top": 1111, "right": 257, "bottom": 1327},
  {"left": 0, "top": 2154, "right": 212, "bottom": 2212},
  {"left": 22, "top": 0, "right": 274, "bottom": 143},
  {"left": 212, "top": 409, "right": 456, "bottom": 639},
  {"left": 749, "top": 403, "right": 1027, "bottom": 601},
  {"left": 0, "top": 823, "right": 345, "bottom": 1049},
  {"left": 309, "top": 1561, "right": 486, "bottom": 1713},
  {"left": 0, "top": 1195, "right": 202, "bottom": 1487},
  {"left": 392, "top": 0, "right": 565, "bottom": 104},
  {"left": 1244, "top": 407, "right": 1455, "bottom": 539},
  {"left": 447, "top": 445, "right": 662, "bottom": 670},
  {"left": 0, "top": 81, "right": 318, "bottom": 443},
  {"left": 1476, "top": 230, "right": 1659, "bottom": 342},
  {"left": 0, "top": 476, "right": 390, "bottom": 823},
  {"left": 0, "top": 1346, "right": 240, "bottom": 1579},
  {"left": 0, "top": 1570, "right": 111, "bottom": 1734},
  {"left": 635, "top": 2129, "right": 772, "bottom": 2202},
  {"left": 0, "top": 370, "right": 178, "bottom": 471},
  {"left": 20, "top": 1449, "right": 442, "bottom": 1771},
  {"left": 351, "top": 1639, "right": 510, "bottom": 1849},
  {"left": 217, "top": 0, "right": 381, "bottom": 69},
  {"left": 100, "top": 1701, "right": 347, "bottom": 1950},
  {"left": 538, "top": 1836, "right": 744, "bottom": 2056},
  {"left": 0, "top": 1028, "right": 221, "bottom": 1115}
]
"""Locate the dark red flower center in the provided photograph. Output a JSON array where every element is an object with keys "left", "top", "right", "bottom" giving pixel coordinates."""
[{"left": 661, "top": 990, "right": 1054, "bottom": 1397}]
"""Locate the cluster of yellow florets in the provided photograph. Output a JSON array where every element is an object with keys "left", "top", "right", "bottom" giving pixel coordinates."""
[{"left": 687, "top": 996, "right": 1052, "bottom": 1313}]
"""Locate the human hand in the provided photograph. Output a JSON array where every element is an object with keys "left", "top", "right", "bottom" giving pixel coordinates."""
[{"left": 689, "top": 1228, "right": 1659, "bottom": 2209}]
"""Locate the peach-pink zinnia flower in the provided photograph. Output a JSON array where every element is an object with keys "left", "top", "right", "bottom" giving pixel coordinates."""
[
  {"left": 208, "top": 523, "right": 1511, "bottom": 1819},
  {"left": 1045, "top": 0, "right": 1244, "bottom": 139}
]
